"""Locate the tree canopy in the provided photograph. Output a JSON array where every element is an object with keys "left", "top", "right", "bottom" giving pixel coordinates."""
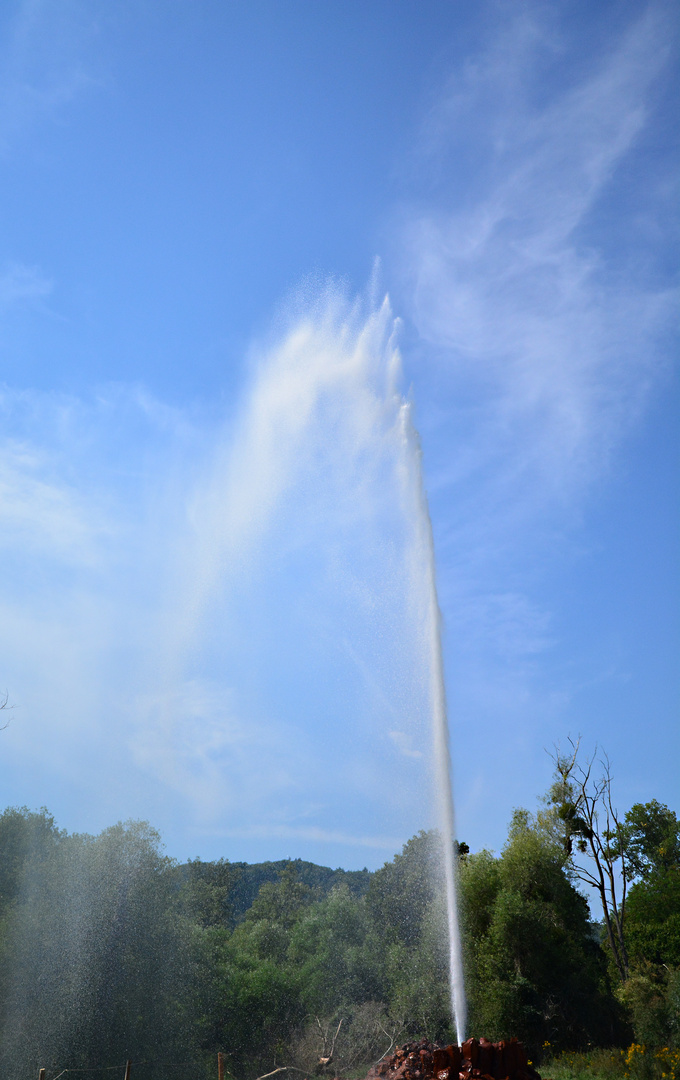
[{"left": 0, "top": 782, "right": 677, "bottom": 1078}]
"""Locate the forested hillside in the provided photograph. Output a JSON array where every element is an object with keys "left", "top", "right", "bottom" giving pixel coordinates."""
[{"left": 0, "top": 780, "right": 677, "bottom": 1080}]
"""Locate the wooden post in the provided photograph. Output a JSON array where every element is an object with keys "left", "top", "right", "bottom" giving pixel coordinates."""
[
  {"left": 38, "top": 1070, "right": 45, "bottom": 1080},
  {"left": 218, "top": 1052, "right": 225, "bottom": 1080},
  {"left": 124, "top": 1061, "right": 132, "bottom": 1080}
]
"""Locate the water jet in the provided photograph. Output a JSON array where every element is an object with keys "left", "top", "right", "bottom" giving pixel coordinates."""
[{"left": 399, "top": 402, "right": 467, "bottom": 1045}]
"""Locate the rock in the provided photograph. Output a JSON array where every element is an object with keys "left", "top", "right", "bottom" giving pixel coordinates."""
[{"left": 365, "top": 1039, "right": 542, "bottom": 1080}]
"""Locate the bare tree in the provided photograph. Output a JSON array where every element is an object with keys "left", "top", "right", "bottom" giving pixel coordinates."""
[
  {"left": 314, "top": 1016, "right": 344, "bottom": 1074},
  {"left": 291, "top": 1005, "right": 405, "bottom": 1079},
  {"left": 547, "top": 737, "right": 630, "bottom": 981},
  {"left": 1, "top": 691, "right": 14, "bottom": 730}
]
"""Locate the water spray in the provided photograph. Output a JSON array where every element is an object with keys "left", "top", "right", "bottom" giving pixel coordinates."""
[{"left": 400, "top": 401, "right": 467, "bottom": 1046}]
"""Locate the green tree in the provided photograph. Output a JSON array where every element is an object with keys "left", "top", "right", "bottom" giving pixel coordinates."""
[
  {"left": 617, "top": 803, "right": 680, "bottom": 1050},
  {"left": 182, "top": 856, "right": 245, "bottom": 930},
  {"left": 366, "top": 830, "right": 437, "bottom": 949},
  {"left": 0, "top": 805, "right": 63, "bottom": 911},
  {"left": 544, "top": 752, "right": 680, "bottom": 1050},
  {"left": 620, "top": 801, "right": 680, "bottom": 882},
  {"left": 290, "top": 884, "right": 383, "bottom": 1015},
  {"left": 461, "top": 809, "right": 623, "bottom": 1053},
  {"left": 365, "top": 831, "right": 463, "bottom": 1043},
  {"left": 0, "top": 815, "right": 199, "bottom": 1079},
  {"left": 209, "top": 869, "right": 318, "bottom": 1076},
  {"left": 626, "top": 867, "right": 680, "bottom": 969}
]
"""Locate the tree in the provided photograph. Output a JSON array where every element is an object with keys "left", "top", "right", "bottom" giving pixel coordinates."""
[
  {"left": 617, "top": 801, "right": 680, "bottom": 1048},
  {"left": 0, "top": 815, "right": 199, "bottom": 1079},
  {"left": 209, "top": 870, "right": 319, "bottom": 1076},
  {"left": 620, "top": 801, "right": 680, "bottom": 881},
  {"left": 0, "top": 690, "right": 14, "bottom": 730},
  {"left": 290, "top": 884, "right": 383, "bottom": 1015},
  {"left": 365, "top": 830, "right": 455, "bottom": 1042},
  {"left": 290, "top": 1003, "right": 403, "bottom": 1078},
  {"left": 545, "top": 744, "right": 680, "bottom": 1050},
  {"left": 366, "top": 831, "right": 437, "bottom": 950},
  {"left": 625, "top": 868, "right": 680, "bottom": 969},
  {"left": 0, "top": 805, "right": 63, "bottom": 910},
  {"left": 460, "top": 809, "right": 620, "bottom": 1053},
  {"left": 546, "top": 739, "right": 630, "bottom": 980},
  {"left": 620, "top": 801, "right": 680, "bottom": 969},
  {"left": 182, "top": 856, "right": 244, "bottom": 929}
]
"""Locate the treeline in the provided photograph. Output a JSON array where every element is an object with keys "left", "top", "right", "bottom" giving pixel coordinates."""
[{"left": 0, "top": 773, "right": 677, "bottom": 1080}]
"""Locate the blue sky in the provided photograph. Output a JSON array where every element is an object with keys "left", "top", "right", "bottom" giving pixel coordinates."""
[{"left": 0, "top": 0, "right": 677, "bottom": 870}]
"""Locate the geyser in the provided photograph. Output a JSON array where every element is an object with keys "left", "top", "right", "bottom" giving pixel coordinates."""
[
  {"left": 399, "top": 403, "right": 467, "bottom": 1046},
  {"left": 163, "top": 282, "right": 467, "bottom": 1041}
]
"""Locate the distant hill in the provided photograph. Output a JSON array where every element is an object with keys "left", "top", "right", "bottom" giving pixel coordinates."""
[{"left": 179, "top": 855, "right": 372, "bottom": 928}]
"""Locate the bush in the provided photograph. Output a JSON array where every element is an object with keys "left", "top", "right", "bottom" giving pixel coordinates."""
[
  {"left": 541, "top": 1047, "right": 627, "bottom": 1080},
  {"left": 542, "top": 1045, "right": 680, "bottom": 1080},
  {"left": 617, "top": 966, "right": 680, "bottom": 1051}
]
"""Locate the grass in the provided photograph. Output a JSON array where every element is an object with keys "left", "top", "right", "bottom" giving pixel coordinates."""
[{"left": 542, "top": 1045, "right": 680, "bottom": 1080}]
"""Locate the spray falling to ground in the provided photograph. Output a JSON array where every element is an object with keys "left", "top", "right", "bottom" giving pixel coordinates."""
[
  {"left": 0, "top": 286, "right": 468, "bottom": 1067},
  {"left": 147, "top": 282, "right": 467, "bottom": 1037},
  {"left": 400, "top": 402, "right": 468, "bottom": 1047}
]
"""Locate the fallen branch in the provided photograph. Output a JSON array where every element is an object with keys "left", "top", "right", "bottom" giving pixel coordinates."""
[{"left": 254, "top": 1068, "right": 309, "bottom": 1080}]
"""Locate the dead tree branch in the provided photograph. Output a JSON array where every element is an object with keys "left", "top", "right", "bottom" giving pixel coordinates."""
[
  {"left": 548, "top": 737, "right": 630, "bottom": 980},
  {"left": 315, "top": 1016, "right": 344, "bottom": 1073}
]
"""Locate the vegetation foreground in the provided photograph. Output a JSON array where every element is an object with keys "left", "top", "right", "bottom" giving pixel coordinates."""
[{"left": 0, "top": 748, "right": 677, "bottom": 1080}]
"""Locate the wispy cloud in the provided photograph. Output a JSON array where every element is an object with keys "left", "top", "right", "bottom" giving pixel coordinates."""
[
  {"left": 389, "top": 3, "right": 678, "bottom": 840},
  {"left": 0, "top": 2, "right": 674, "bottom": 866},
  {"left": 0, "top": 439, "right": 100, "bottom": 563},
  {"left": 203, "top": 822, "right": 403, "bottom": 853},
  {"left": 0, "top": 0, "right": 100, "bottom": 154},
  {"left": 400, "top": 2, "right": 677, "bottom": 501},
  {"left": 130, "top": 679, "right": 313, "bottom": 823},
  {"left": 394, "top": 1, "right": 677, "bottom": 621},
  {"left": 0, "top": 263, "right": 52, "bottom": 307}
]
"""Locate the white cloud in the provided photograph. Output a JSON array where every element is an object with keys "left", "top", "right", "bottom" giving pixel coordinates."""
[
  {"left": 0, "top": 263, "right": 52, "bottom": 307},
  {"left": 400, "top": 3, "right": 677, "bottom": 500},
  {"left": 130, "top": 680, "right": 311, "bottom": 823},
  {"left": 200, "top": 822, "right": 404, "bottom": 852},
  {"left": 0, "top": 0, "right": 100, "bottom": 154},
  {"left": 0, "top": 439, "right": 102, "bottom": 563},
  {"left": 0, "top": 3, "right": 674, "bottom": 866},
  {"left": 384, "top": 5, "right": 679, "bottom": 849},
  {"left": 391, "top": 1, "right": 678, "bottom": 641}
]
